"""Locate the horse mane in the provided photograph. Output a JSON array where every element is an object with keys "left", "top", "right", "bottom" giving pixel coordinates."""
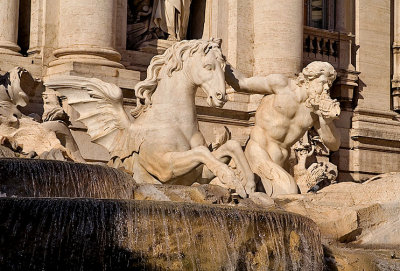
[{"left": 131, "top": 38, "right": 225, "bottom": 118}]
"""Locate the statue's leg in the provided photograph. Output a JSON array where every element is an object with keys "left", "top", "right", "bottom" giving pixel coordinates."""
[
  {"left": 139, "top": 145, "right": 247, "bottom": 198},
  {"left": 40, "top": 121, "right": 85, "bottom": 162},
  {"left": 202, "top": 140, "right": 256, "bottom": 194},
  {"left": 245, "top": 139, "right": 299, "bottom": 197},
  {"left": 164, "top": 3, "right": 178, "bottom": 40}
]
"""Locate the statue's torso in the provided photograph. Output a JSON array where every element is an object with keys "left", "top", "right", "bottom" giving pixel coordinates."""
[{"left": 250, "top": 90, "right": 315, "bottom": 164}]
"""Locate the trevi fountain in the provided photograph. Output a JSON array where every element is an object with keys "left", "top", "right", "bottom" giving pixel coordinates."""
[{"left": 1, "top": 0, "right": 400, "bottom": 270}]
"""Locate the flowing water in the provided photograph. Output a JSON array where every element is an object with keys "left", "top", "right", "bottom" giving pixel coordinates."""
[
  {"left": 0, "top": 158, "right": 324, "bottom": 270},
  {"left": 0, "top": 158, "right": 135, "bottom": 199},
  {"left": 0, "top": 198, "right": 323, "bottom": 270}
]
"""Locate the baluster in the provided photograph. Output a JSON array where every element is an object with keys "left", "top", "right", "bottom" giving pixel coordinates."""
[
  {"left": 322, "top": 38, "right": 329, "bottom": 61},
  {"left": 316, "top": 37, "right": 323, "bottom": 58},
  {"left": 311, "top": 36, "right": 317, "bottom": 55},
  {"left": 332, "top": 41, "right": 338, "bottom": 58},
  {"left": 328, "top": 39, "right": 335, "bottom": 61},
  {"left": 304, "top": 35, "right": 309, "bottom": 60}
]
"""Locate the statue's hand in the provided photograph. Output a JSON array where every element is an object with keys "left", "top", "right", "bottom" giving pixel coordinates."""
[{"left": 319, "top": 98, "right": 341, "bottom": 120}]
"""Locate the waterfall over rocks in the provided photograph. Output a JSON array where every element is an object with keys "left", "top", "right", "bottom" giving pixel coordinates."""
[{"left": 0, "top": 158, "right": 324, "bottom": 270}]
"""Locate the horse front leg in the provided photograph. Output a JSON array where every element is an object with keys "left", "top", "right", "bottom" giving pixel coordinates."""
[
  {"left": 202, "top": 140, "right": 256, "bottom": 195},
  {"left": 141, "top": 145, "right": 247, "bottom": 197}
]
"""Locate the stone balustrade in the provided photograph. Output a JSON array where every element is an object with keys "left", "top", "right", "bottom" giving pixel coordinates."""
[{"left": 303, "top": 26, "right": 339, "bottom": 68}]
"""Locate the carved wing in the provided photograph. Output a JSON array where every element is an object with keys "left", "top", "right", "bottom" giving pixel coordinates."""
[{"left": 44, "top": 76, "right": 142, "bottom": 159}]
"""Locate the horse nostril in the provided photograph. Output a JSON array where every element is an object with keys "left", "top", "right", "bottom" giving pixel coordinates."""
[{"left": 216, "top": 92, "right": 223, "bottom": 100}]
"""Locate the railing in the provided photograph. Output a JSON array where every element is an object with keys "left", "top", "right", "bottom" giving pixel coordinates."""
[{"left": 303, "top": 26, "right": 340, "bottom": 68}]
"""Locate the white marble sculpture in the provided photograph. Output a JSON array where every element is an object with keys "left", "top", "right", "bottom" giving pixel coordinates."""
[
  {"left": 226, "top": 61, "right": 341, "bottom": 197},
  {"left": 46, "top": 39, "right": 255, "bottom": 198},
  {"left": 42, "top": 89, "right": 69, "bottom": 123},
  {"left": 127, "top": 0, "right": 192, "bottom": 49},
  {"left": 293, "top": 133, "right": 338, "bottom": 193},
  {"left": 0, "top": 67, "right": 84, "bottom": 161},
  {"left": 152, "top": 0, "right": 192, "bottom": 41}
]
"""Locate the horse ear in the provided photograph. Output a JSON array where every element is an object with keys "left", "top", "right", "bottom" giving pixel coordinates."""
[{"left": 210, "top": 38, "right": 222, "bottom": 47}]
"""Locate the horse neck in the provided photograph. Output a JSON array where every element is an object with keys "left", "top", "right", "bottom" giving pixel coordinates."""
[{"left": 151, "top": 70, "right": 197, "bottom": 109}]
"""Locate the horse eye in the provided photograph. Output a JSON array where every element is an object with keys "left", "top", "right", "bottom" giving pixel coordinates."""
[{"left": 204, "top": 64, "right": 214, "bottom": 71}]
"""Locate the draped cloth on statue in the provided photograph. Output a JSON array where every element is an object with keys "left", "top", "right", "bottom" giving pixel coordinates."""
[{"left": 151, "top": 0, "right": 192, "bottom": 40}]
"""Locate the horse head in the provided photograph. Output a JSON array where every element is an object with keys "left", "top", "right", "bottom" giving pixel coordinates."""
[
  {"left": 132, "top": 39, "right": 227, "bottom": 117},
  {"left": 182, "top": 38, "right": 227, "bottom": 108}
]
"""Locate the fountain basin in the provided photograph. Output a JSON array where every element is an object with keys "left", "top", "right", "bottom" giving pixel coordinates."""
[
  {"left": 0, "top": 158, "right": 325, "bottom": 270},
  {"left": 0, "top": 197, "right": 323, "bottom": 270}
]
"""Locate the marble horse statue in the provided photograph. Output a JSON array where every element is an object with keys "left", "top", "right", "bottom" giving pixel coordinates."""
[{"left": 45, "top": 39, "right": 255, "bottom": 197}]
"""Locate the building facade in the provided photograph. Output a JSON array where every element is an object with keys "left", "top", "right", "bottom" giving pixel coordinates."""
[{"left": 0, "top": 0, "right": 398, "bottom": 182}]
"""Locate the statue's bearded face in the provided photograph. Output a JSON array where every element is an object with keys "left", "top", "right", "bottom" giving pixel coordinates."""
[{"left": 306, "top": 73, "right": 340, "bottom": 119}]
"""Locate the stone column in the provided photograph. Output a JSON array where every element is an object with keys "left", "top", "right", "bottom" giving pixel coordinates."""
[
  {"left": 253, "top": 0, "right": 303, "bottom": 76},
  {"left": 392, "top": 0, "right": 400, "bottom": 97},
  {"left": 336, "top": 0, "right": 355, "bottom": 71},
  {"left": 0, "top": 0, "right": 21, "bottom": 55},
  {"left": 49, "top": 0, "right": 123, "bottom": 68},
  {"left": 27, "top": 0, "right": 43, "bottom": 56}
]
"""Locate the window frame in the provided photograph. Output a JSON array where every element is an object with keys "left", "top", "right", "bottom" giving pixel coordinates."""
[{"left": 305, "top": 0, "right": 335, "bottom": 31}]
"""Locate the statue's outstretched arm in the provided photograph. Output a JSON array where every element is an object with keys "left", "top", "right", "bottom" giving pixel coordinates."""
[{"left": 225, "top": 63, "right": 288, "bottom": 95}]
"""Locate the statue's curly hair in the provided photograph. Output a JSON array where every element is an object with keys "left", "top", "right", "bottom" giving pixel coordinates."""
[
  {"left": 131, "top": 38, "right": 225, "bottom": 118},
  {"left": 297, "top": 61, "right": 337, "bottom": 86}
]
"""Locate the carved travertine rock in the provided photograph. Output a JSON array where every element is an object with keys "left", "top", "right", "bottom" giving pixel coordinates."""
[
  {"left": 275, "top": 173, "right": 400, "bottom": 248},
  {"left": 46, "top": 39, "right": 255, "bottom": 198},
  {"left": 226, "top": 61, "right": 341, "bottom": 197},
  {"left": 0, "top": 67, "right": 83, "bottom": 162}
]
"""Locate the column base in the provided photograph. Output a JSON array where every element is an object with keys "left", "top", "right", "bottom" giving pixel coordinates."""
[
  {"left": 49, "top": 47, "right": 124, "bottom": 68},
  {"left": 27, "top": 47, "right": 42, "bottom": 57},
  {"left": 0, "top": 41, "right": 21, "bottom": 55}
]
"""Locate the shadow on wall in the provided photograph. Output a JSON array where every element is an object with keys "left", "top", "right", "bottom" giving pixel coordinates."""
[{"left": 17, "top": 0, "right": 31, "bottom": 56}]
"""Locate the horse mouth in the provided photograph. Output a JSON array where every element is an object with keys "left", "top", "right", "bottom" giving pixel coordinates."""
[{"left": 207, "top": 96, "right": 224, "bottom": 108}]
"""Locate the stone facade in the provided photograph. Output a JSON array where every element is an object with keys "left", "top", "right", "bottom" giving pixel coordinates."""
[{"left": 0, "top": 0, "right": 399, "bottom": 182}]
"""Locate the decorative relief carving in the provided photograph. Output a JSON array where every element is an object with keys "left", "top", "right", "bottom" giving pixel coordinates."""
[
  {"left": 42, "top": 89, "right": 70, "bottom": 123},
  {"left": 0, "top": 67, "right": 83, "bottom": 162}
]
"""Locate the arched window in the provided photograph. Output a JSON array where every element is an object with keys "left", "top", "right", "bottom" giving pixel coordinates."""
[{"left": 304, "top": 0, "right": 335, "bottom": 30}]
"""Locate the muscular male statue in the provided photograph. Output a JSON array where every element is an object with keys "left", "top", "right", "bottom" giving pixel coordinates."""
[{"left": 225, "top": 61, "right": 341, "bottom": 197}]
